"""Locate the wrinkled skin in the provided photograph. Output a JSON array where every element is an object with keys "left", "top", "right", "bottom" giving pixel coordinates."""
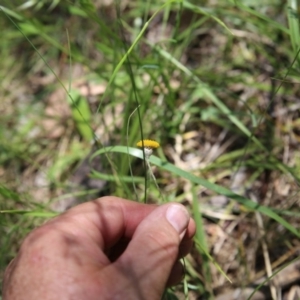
[{"left": 3, "top": 196, "right": 195, "bottom": 300}]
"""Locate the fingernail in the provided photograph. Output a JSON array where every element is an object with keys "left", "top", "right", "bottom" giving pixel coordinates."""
[{"left": 166, "top": 204, "right": 189, "bottom": 235}]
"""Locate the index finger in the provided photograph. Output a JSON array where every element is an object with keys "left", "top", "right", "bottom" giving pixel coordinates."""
[
  {"left": 47, "top": 196, "right": 157, "bottom": 249},
  {"left": 47, "top": 196, "right": 195, "bottom": 250}
]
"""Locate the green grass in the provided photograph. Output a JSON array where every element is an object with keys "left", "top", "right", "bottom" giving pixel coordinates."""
[{"left": 1, "top": 1, "right": 300, "bottom": 299}]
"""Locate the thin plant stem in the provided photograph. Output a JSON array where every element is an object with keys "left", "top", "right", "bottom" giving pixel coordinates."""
[
  {"left": 126, "top": 106, "right": 140, "bottom": 201},
  {"left": 146, "top": 158, "right": 165, "bottom": 203}
]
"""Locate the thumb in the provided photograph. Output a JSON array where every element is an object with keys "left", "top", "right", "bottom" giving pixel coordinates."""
[{"left": 115, "top": 203, "right": 190, "bottom": 299}]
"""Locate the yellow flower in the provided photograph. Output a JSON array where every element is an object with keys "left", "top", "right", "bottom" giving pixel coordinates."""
[
  {"left": 136, "top": 139, "right": 160, "bottom": 158},
  {"left": 136, "top": 139, "right": 160, "bottom": 149}
]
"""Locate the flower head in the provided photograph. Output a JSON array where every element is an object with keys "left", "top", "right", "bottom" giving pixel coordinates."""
[
  {"left": 136, "top": 139, "right": 160, "bottom": 158},
  {"left": 136, "top": 139, "right": 160, "bottom": 149}
]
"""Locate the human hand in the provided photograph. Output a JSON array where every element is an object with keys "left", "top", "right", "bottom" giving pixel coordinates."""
[{"left": 3, "top": 196, "right": 195, "bottom": 300}]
